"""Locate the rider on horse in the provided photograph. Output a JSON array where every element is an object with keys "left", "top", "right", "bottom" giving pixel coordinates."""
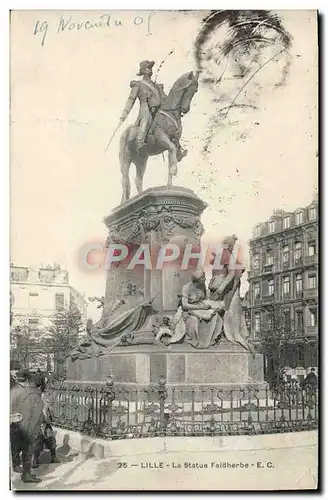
[{"left": 120, "top": 60, "right": 186, "bottom": 158}]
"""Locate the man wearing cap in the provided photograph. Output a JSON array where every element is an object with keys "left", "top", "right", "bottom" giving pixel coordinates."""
[
  {"left": 10, "top": 371, "right": 44, "bottom": 483},
  {"left": 120, "top": 60, "right": 167, "bottom": 151}
]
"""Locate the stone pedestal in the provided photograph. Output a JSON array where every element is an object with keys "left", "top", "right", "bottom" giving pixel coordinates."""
[
  {"left": 67, "top": 185, "right": 267, "bottom": 393},
  {"left": 101, "top": 186, "right": 207, "bottom": 323},
  {"left": 66, "top": 344, "right": 266, "bottom": 393}
]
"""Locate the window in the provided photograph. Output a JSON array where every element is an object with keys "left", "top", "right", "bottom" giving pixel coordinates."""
[
  {"left": 295, "top": 211, "right": 304, "bottom": 225},
  {"left": 253, "top": 253, "right": 260, "bottom": 269},
  {"left": 283, "top": 276, "right": 290, "bottom": 295},
  {"left": 283, "top": 310, "right": 291, "bottom": 329},
  {"left": 269, "top": 221, "right": 275, "bottom": 233},
  {"left": 298, "top": 346, "right": 305, "bottom": 366},
  {"left": 55, "top": 293, "right": 65, "bottom": 310},
  {"left": 309, "top": 207, "right": 317, "bottom": 220},
  {"left": 296, "top": 273, "right": 303, "bottom": 292},
  {"left": 29, "top": 292, "right": 39, "bottom": 309},
  {"left": 266, "top": 250, "right": 273, "bottom": 266},
  {"left": 282, "top": 246, "right": 289, "bottom": 264},
  {"left": 308, "top": 242, "right": 316, "bottom": 256},
  {"left": 254, "top": 226, "right": 261, "bottom": 238},
  {"left": 28, "top": 318, "right": 39, "bottom": 326},
  {"left": 11, "top": 268, "right": 29, "bottom": 281},
  {"left": 254, "top": 313, "right": 261, "bottom": 333},
  {"left": 309, "top": 307, "right": 317, "bottom": 327},
  {"left": 268, "top": 279, "right": 275, "bottom": 296},
  {"left": 296, "top": 310, "right": 304, "bottom": 330},
  {"left": 253, "top": 283, "right": 260, "bottom": 299},
  {"left": 266, "top": 312, "right": 273, "bottom": 329},
  {"left": 283, "top": 216, "right": 291, "bottom": 229},
  {"left": 308, "top": 274, "right": 317, "bottom": 289},
  {"left": 294, "top": 242, "right": 302, "bottom": 263}
]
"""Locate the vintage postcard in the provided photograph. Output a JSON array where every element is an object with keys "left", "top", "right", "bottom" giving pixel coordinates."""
[{"left": 10, "top": 10, "right": 318, "bottom": 491}]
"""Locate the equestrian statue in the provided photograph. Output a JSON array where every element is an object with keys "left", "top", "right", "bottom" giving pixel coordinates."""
[{"left": 113, "top": 60, "right": 199, "bottom": 203}]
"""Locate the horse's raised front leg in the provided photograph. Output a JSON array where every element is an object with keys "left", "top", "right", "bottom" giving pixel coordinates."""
[
  {"left": 153, "top": 128, "right": 178, "bottom": 188},
  {"left": 134, "top": 154, "right": 148, "bottom": 195}
]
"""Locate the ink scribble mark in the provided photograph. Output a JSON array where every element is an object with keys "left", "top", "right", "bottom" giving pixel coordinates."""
[
  {"left": 192, "top": 10, "right": 293, "bottom": 153},
  {"left": 154, "top": 50, "right": 175, "bottom": 82}
]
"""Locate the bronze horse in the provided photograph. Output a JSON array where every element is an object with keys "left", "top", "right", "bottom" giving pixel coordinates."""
[{"left": 119, "top": 71, "right": 199, "bottom": 203}]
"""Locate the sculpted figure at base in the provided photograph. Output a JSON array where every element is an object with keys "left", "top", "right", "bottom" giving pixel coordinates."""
[
  {"left": 208, "top": 235, "right": 250, "bottom": 351},
  {"left": 156, "top": 269, "right": 225, "bottom": 349},
  {"left": 157, "top": 235, "right": 251, "bottom": 351},
  {"left": 68, "top": 298, "right": 157, "bottom": 361}
]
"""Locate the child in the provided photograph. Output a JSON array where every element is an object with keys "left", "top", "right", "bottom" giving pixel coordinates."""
[{"left": 32, "top": 380, "right": 60, "bottom": 467}]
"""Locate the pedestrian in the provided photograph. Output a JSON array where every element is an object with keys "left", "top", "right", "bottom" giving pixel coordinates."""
[
  {"left": 10, "top": 370, "right": 44, "bottom": 483},
  {"left": 10, "top": 373, "right": 26, "bottom": 473},
  {"left": 33, "top": 421, "right": 59, "bottom": 468},
  {"left": 303, "top": 368, "right": 318, "bottom": 408},
  {"left": 32, "top": 374, "right": 60, "bottom": 468},
  {"left": 10, "top": 373, "right": 17, "bottom": 390},
  {"left": 304, "top": 367, "right": 318, "bottom": 388}
]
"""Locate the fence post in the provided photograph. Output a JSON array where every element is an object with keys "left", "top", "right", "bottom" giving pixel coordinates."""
[
  {"left": 157, "top": 376, "right": 168, "bottom": 436},
  {"left": 105, "top": 373, "right": 115, "bottom": 439},
  {"left": 82, "top": 386, "right": 96, "bottom": 435}
]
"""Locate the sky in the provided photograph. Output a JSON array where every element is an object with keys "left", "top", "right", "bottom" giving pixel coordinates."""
[{"left": 10, "top": 10, "right": 318, "bottom": 320}]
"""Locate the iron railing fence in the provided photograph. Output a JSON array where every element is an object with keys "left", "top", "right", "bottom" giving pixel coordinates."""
[{"left": 45, "top": 378, "right": 318, "bottom": 439}]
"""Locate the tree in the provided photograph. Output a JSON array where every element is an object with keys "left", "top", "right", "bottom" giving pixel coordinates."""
[
  {"left": 10, "top": 290, "right": 14, "bottom": 326},
  {"left": 257, "top": 303, "right": 295, "bottom": 387},
  {"left": 88, "top": 296, "right": 104, "bottom": 309},
  {"left": 47, "top": 299, "right": 85, "bottom": 376},
  {"left": 10, "top": 318, "right": 49, "bottom": 370}
]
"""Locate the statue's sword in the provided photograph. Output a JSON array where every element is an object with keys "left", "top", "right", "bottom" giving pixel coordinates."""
[{"left": 104, "top": 122, "right": 122, "bottom": 154}]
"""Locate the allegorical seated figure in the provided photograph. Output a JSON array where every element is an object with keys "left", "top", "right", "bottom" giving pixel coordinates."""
[
  {"left": 156, "top": 235, "right": 251, "bottom": 351},
  {"left": 208, "top": 234, "right": 250, "bottom": 351},
  {"left": 68, "top": 298, "right": 157, "bottom": 361},
  {"left": 156, "top": 268, "right": 226, "bottom": 349}
]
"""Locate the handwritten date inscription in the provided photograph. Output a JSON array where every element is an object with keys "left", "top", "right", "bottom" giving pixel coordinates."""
[{"left": 34, "top": 12, "right": 155, "bottom": 46}]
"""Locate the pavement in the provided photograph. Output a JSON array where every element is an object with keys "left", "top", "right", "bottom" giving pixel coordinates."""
[{"left": 11, "top": 431, "right": 318, "bottom": 491}]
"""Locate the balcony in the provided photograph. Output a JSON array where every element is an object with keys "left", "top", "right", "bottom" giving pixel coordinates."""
[
  {"left": 303, "top": 288, "right": 318, "bottom": 299},
  {"left": 282, "top": 293, "right": 291, "bottom": 302},
  {"left": 304, "top": 255, "right": 318, "bottom": 266},
  {"left": 262, "top": 264, "right": 274, "bottom": 274},
  {"left": 253, "top": 331, "right": 261, "bottom": 340},
  {"left": 294, "top": 327, "right": 305, "bottom": 338},
  {"left": 293, "top": 258, "right": 303, "bottom": 268},
  {"left": 39, "top": 270, "right": 56, "bottom": 284},
  {"left": 250, "top": 267, "right": 261, "bottom": 278},
  {"left": 11, "top": 268, "right": 29, "bottom": 282},
  {"left": 262, "top": 294, "right": 275, "bottom": 303},
  {"left": 305, "top": 325, "right": 318, "bottom": 336}
]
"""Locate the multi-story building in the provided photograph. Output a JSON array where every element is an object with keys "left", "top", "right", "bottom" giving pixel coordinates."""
[
  {"left": 248, "top": 198, "right": 318, "bottom": 375},
  {"left": 10, "top": 263, "right": 88, "bottom": 370}
]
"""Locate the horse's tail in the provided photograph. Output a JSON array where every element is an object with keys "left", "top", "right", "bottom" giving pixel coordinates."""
[{"left": 119, "top": 127, "right": 131, "bottom": 166}]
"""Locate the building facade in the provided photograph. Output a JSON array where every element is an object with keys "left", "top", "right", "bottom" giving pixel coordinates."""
[
  {"left": 248, "top": 198, "right": 318, "bottom": 374},
  {"left": 10, "top": 263, "right": 88, "bottom": 370}
]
